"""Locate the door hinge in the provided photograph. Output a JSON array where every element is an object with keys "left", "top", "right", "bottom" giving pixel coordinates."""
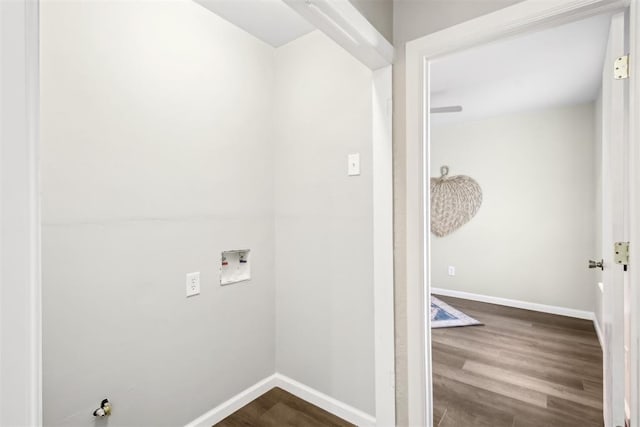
[
  {"left": 614, "top": 54, "right": 630, "bottom": 79},
  {"left": 615, "top": 241, "right": 629, "bottom": 270}
]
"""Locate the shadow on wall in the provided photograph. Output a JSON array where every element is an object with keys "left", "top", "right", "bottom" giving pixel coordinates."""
[{"left": 41, "top": 1, "right": 375, "bottom": 425}]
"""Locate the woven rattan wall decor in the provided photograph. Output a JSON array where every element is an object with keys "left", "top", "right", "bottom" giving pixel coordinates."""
[{"left": 430, "top": 166, "right": 482, "bottom": 237}]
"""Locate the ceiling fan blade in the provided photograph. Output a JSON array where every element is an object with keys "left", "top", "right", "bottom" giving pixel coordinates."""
[{"left": 430, "top": 106, "right": 463, "bottom": 114}]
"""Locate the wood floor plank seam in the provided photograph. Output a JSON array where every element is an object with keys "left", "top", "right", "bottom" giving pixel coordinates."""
[
  {"left": 433, "top": 342, "right": 588, "bottom": 389},
  {"left": 435, "top": 374, "right": 599, "bottom": 426},
  {"left": 461, "top": 360, "right": 603, "bottom": 409},
  {"left": 433, "top": 296, "right": 603, "bottom": 427},
  {"left": 433, "top": 333, "right": 602, "bottom": 372},
  {"left": 434, "top": 361, "right": 549, "bottom": 408},
  {"left": 433, "top": 336, "right": 603, "bottom": 380}
]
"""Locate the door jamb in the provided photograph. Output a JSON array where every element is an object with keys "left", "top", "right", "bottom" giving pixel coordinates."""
[
  {"left": 404, "top": 0, "right": 637, "bottom": 425},
  {"left": 628, "top": 3, "right": 640, "bottom": 426},
  {"left": 372, "top": 65, "right": 396, "bottom": 427},
  {"left": 0, "top": 0, "right": 42, "bottom": 425}
]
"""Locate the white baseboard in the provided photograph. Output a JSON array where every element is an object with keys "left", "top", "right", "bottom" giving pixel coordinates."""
[
  {"left": 431, "top": 287, "right": 595, "bottom": 320},
  {"left": 184, "top": 373, "right": 376, "bottom": 427},
  {"left": 593, "top": 316, "right": 604, "bottom": 350},
  {"left": 273, "top": 373, "right": 376, "bottom": 427},
  {"left": 184, "top": 374, "right": 278, "bottom": 427},
  {"left": 594, "top": 282, "right": 605, "bottom": 350}
]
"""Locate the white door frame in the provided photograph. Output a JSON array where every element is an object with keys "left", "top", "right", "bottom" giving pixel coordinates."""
[
  {"left": 372, "top": 65, "right": 396, "bottom": 427},
  {"left": 1, "top": 1, "right": 395, "bottom": 425},
  {"left": 404, "top": 0, "right": 639, "bottom": 425},
  {"left": 628, "top": 2, "right": 640, "bottom": 424},
  {"left": 601, "top": 11, "right": 628, "bottom": 426},
  {"left": 0, "top": 0, "right": 42, "bottom": 425}
]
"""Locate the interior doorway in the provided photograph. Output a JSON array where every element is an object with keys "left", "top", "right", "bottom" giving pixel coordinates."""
[
  {"left": 403, "top": 0, "right": 640, "bottom": 425},
  {"left": 427, "top": 12, "right": 613, "bottom": 425}
]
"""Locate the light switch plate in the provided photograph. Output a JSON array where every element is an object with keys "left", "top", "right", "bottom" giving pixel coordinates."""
[
  {"left": 348, "top": 153, "right": 360, "bottom": 176},
  {"left": 448, "top": 266, "right": 455, "bottom": 276},
  {"left": 186, "top": 272, "right": 200, "bottom": 297}
]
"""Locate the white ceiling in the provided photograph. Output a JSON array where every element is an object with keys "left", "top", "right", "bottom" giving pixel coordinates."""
[
  {"left": 194, "top": 0, "right": 315, "bottom": 47},
  {"left": 430, "top": 13, "right": 612, "bottom": 126}
]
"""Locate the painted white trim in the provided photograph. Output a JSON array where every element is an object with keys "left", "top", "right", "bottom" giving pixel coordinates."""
[
  {"left": 27, "top": 2, "right": 42, "bottom": 423},
  {"left": 0, "top": 0, "right": 42, "bottom": 425},
  {"left": 594, "top": 315, "right": 605, "bottom": 350},
  {"left": 283, "top": 0, "right": 393, "bottom": 70},
  {"left": 184, "top": 375, "right": 279, "bottom": 427},
  {"left": 404, "top": 0, "right": 630, "bottom": 425},
  {"left": 431, "top": 287, "right": 596, "bottom": 320},
  {"left": 596, "top": 281, "right": 605, "bottom": 351},
  {"left": 405, "top": 0, "right": 628, "bottom": 58},
  {"left": 404, "top": 51, "right": 429, "bottom": 427},
  {"left": 273, "top": 374, "right": 376, "bottom": 427},
  {"left": 626, "top": 401, "right": 631, "bottom": 424},
  {"left": 628, "top": 2, "right": 640, "bottom": 426},
  {"left": 372, "top": 65, "right": 395, "bottom": 427},
  {"left": 600, "top": 12, "right": 628, "bottom": 426},
  {"left": 184, "top": 373, "right": 376, "bottom": 427}
]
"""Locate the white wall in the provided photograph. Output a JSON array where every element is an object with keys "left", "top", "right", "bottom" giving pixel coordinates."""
[
  {"left": 42, "top": 2, "right": 378, "bottom": 425},
  {"left": 430, "top": 103, "right": 597, "bottom": 311},
  {"left": 41, "top": 1, "right": 276, "bottom": 425},
  {"left": 274, "top": 31, "right": 375, "bottom": 416}
]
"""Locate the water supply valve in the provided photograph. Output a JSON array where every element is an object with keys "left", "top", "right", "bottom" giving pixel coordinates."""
[{"left": 93, "top": 398, "right": 112, "bottom": 417}]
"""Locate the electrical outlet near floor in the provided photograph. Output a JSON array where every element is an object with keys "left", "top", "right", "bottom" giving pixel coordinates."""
[
  {"left": 186, "top": 272, "right": 200, "bottom": 297},
  {"left": 448, "top": 266, "right": 456, "bottom": 276}
]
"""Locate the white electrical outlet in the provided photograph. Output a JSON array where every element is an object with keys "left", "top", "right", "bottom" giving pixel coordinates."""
[
  {"left": 448, "top": 266, "right": 455, "bottom": 276},
  {"left": 186, "top": 272, "right": 200, "bottom": 297}
]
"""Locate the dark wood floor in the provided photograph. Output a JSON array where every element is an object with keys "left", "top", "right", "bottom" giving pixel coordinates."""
[
  {"left": 214, "top": 296, "right": 602, "bottom": 427},
  {"left": 433, "top": 296, "right": 603, "bottom": 427},
  {"left": 213, "top": 387, "right": 354, "bottom": 427}
]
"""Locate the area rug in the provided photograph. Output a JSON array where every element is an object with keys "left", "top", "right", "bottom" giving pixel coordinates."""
[{"left": 430, "top": 296, "right": 482, "bottom": 329}]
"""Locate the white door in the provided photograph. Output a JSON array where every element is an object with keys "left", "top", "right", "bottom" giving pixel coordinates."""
[{"left": 600, "top": 10, "right": 629, "bottom": 427}]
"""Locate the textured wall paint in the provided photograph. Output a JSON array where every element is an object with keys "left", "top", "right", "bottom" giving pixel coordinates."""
[
  {"left": 348, "top": 0, "right": 393, "bottom": 43},
  {"left": 392, "top": 1, "right": 524, "bottom": 423},
  {"left": 431, "top": 103, "right": 597, "bottom": 311},
  {"left": 274, "top": 31, "right": 375, "bottom": 416},
  {"left": 41, "top": 2, "right": 276, "bottom": 425}
]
